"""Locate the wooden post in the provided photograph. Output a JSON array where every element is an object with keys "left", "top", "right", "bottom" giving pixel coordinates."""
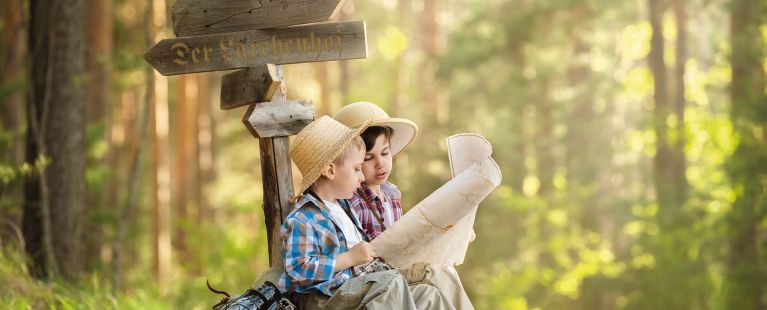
[
  {"left": 258, "top": 135, "right": 294, "bottom": 267},
  {"left": 239, "top": 66, "right": 299, "bottom": 267},
  {"left": 263, "top": 66, "right": 292, "bottom": 267}
]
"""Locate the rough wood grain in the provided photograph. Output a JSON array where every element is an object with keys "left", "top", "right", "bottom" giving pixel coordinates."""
[
  {"left": 243, "top": 99, "right": 314, "bottom": 138},
  {"left": 172, "top": 0, "right": 346, "bottom": 37},
  {"left": 258, "top": 136, "right": 294, "bottom": 267},
  {"left": 220, "top": 64, "right": 280, "bottom": 110},
  {"left": 144, "top": 20, "right": 367, "bottom": 76}
]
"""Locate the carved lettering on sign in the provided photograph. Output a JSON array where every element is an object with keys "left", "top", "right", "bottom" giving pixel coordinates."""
[{"left": 144, "top": 21, "right": 367, "bottom": 75}]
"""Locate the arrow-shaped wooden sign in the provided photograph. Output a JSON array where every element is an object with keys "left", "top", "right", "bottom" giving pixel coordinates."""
[
  {"left": 243, "top": 99, "right": 315, "bottom": 138},
  {"left": 172, "top": 0, "right": 347, "bottom": 37},
  {"left": 144, "top": 20, "right": 367, "bottom": 76}
]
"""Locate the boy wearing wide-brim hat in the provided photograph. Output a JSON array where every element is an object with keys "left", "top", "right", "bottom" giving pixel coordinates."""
[
  {"left": 333, "top": 101, "right": 418, "bottom": 240},
  {"left": 334, "top": 102, "right": 475, "bottom": 309},
  {"left": 279, "top": 116, "right": 452, "bottom": 309}
]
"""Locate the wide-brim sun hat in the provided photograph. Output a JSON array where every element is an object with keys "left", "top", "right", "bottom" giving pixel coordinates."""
[
  {"left": 290, "top": 115, "right": 372, "bottom": 196},
  {"left": 332, "top": 101, "right": 418, "bottom": 157}
]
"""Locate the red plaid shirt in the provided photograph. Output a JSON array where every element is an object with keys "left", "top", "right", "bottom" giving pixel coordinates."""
[{"left": 349, "top": 182, "right": 403, "bottom": 240}]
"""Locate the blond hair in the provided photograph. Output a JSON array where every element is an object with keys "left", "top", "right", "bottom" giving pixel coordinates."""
[{"left": 332, "top": 136, "right": 365, "bottom": 165}]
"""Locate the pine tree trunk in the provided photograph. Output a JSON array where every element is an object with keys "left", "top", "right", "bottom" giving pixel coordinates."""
[
  {"left": 2, "top": 0, "right": 27, "bottom": 235},
  {"left": 648, "top": 0, "right": 676, "bottom": 216},
  {"left": 672, "top": 0, "right": 688, "bottom": 205},
  {"left": 173, "top": 75, "right": 191, "bottom": 264},
  {"left": 23, "top": 0, "right": 88, "bottom": 280},
  {"left": 84, "top": 0, "right": 113, "bottom": 272},
  {"left": 1, "top": 0, "right": 25, "bottom": 139},
  {"left": 196, "top": 72, "right": 212, "bottom": 227},
  {"left": 148, "top": 0, "right": 172, "bottom": 292}
]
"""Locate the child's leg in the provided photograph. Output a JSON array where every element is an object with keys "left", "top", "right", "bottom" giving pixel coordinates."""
[
  {"left": 403, "top": 263, "right": 474, "bottom": 310},
  {"left": 301, "top": 270, "right": 421, "bottom": 309},
  {"left": 408, "top": 282, "right": 456, "bottom": 310}
]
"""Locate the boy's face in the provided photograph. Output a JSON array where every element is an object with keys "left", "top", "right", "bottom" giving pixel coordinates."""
[
  {"left": 362, "top": 134, "right": 393, "bottom": 186},
  {"left": 329, "top": 146, "right": 366, "bottom": 200}
]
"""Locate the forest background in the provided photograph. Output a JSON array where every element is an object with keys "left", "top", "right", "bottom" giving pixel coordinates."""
[{"left": 0, "top": 0, "right": 765, "bottom": 309}]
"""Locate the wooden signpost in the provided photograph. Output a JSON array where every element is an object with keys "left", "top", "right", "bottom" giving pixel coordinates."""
[
  {"left": 144, "top": 0, "right": 366, "bottom": 267},
  {"left": 144, "top": 20, "right": 367, "bottom": 76}
]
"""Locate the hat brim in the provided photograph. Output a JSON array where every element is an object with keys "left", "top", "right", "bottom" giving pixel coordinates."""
[
  {"left": 369, "top": 118, "right": 418, "bottom": 158},
  {"left": 296, "top": 120, "right": 372, "bottom": 195}
]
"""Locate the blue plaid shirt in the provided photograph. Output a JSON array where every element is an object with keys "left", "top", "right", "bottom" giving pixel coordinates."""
[{"left": 278, "top": 193, "right": 363, "bottom": 296}]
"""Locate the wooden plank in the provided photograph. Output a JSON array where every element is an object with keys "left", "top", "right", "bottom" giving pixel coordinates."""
[
  {"left": 172, "top": 0, "right": 347, "bottom": 37},
  {"left": 144, "top": 20, "right": 367, "bottom": 76},
  {"left": 243, "top": 99, "right": 314, "bottom": 138},
  {"left": 220, "top": 64, "right": 280, "bottom": 110},
  {"left": 259, "top": 136, "right": 294, "bottom": 267}
]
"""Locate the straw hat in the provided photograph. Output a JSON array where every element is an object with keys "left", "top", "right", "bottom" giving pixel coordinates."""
[
  {"left": 290, "top": 116, "right": 372, "bottom": 195},
  {"left": 333, "top": 102, "right": 418, "bottom": 157}
]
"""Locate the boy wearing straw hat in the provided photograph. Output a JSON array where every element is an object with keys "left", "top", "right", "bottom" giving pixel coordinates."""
[
  {"left": 334, "top": 102, "right": 475, "bottom": 309},
  {"left": 280, "top": 116, "right": 452, "bottom": 309},
  {"left": 333, "top": 102, "right": 418, "bottom": 240}
]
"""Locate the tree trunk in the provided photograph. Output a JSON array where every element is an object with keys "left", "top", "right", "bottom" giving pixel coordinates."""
[
  {"left": 671, "top": 0, "right": 688, "bottom": 205},
  {"left": 648, "top": 0, "right": 678, "bottom": 216},
  {"left": 724, "top": 0, "right": 766, "bottom": 308},
  {"left": 420, "top": 0, "right": 441, "bottom": 122},
  {"left": 196, "top": 72, "right": 212, "bottom": 227},
  {"left": 149, "top": 0, "right": 172, "bottom": 292},
  {"left": 84, "top": 0, "right": 113, "bottom": 272},
  {"left": 173, "top": 75, "right": 191, "bottom": 264},
  {"left": 565, "top": 34, "right": 609, "bottom": 220},
  {"left": 87, "top": 0, "right": 112, "bottom": 123},
  {"left": 2, "top": 0, "right": 27, "bottom": 246},
  {"left": 503, "top": 51, "right": 527, "bottom": 194},
  {"left": 23, "top": 0, "right": 88, "bottom": 280},
  {"left": 1, "top": 0, "right": 25, "bottom": 139}
]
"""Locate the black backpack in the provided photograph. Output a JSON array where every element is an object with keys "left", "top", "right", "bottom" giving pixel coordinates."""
[{"left": 207, "top": 280, "right": 296, "bottom": 310}]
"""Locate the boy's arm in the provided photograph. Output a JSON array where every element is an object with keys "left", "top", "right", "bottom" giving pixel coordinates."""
[
  {"left": 283, "top": 215, "right": 338, "bottom": 287},
  {"left": 334, "top": 242, "right": 375, "bottom": 272}
]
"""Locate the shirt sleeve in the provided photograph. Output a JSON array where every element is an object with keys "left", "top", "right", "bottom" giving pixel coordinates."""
[{"left": 282, "top": 213, "right": 338, "bottom": 288}]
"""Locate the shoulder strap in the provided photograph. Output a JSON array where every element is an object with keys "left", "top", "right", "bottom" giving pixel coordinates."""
[
  {"left": 340, "top": 199, "right": 371, "bottom": 243},
  {"left": 307, "top": 191, "right": 370, "bottom": 243}
]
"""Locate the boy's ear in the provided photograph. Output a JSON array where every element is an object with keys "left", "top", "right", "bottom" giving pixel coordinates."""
[{"left": 321, "top": 163, "right": 336, "bottom": 180}]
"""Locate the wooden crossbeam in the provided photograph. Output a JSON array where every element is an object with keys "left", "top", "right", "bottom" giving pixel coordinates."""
[{"left": 172, "top": 0, "right": 347, "bottom": 37}]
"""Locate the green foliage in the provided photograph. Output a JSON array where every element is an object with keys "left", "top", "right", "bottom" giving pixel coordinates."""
[
  {"left": 0, "top": 246, "right": 170, "bottom": 309},
  {"left": 2, "top": 0, "right": 764, "bottom": 308}
]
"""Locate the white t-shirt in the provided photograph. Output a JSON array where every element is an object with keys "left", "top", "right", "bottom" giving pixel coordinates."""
[{"left": 323, "top": 199, "right": 364, "bottom": 248}]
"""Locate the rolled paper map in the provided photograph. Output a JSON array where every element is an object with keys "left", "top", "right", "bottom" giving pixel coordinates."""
[
  {"left": 371, "top": 134, "right": 502, "bottom": 268},
  {"left": 447, "top": 133, "right": 494, "bottom": 178}
]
